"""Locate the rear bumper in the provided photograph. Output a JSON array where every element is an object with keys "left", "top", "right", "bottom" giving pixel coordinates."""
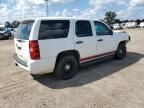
[
  {"left": 13, "top": 53, "right": 28, "bottom": 67},
  {"left": 13, "top": 53, "right": 56, "bottom": 74}
]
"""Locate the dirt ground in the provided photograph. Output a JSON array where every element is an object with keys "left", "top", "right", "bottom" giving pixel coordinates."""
[{"left": 0, "top": 29, "right": 144, "bottom": 108}]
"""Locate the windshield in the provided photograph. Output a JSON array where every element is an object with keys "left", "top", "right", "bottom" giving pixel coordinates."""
[
  {"left": 15, "top": 20, "right": 34, "bottom": 40},
  {"left": 0, "top": 27, "right": 5, "bottom": 31}
]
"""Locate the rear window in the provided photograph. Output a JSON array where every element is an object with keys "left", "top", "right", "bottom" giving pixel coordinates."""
[
  {"left": 38, "top": 20, "right": 70, "bottom": 40},
  {"left": 15, "top": 20, "right": 34, "bottom": 40}
]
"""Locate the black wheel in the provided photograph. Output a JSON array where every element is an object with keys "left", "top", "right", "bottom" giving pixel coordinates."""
[
  {"left": 115, "top": 43, "right": 127, "bottom": 60},
  {"left": 3, "top": 37, "right": 9, "bottom": 40},
  {"left": 55, "top": 55, "right": 78, "bottom": 80},
  {"left": 6, "top": 37, "right": 9, "bottom": 40}
]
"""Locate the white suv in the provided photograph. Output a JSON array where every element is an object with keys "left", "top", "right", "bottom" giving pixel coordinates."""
[{"left": 13, "top": 17, "right": 130, "bottom": 80}]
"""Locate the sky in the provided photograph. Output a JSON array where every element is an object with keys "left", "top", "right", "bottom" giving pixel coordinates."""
[{"left": 0, "top": 0, "right": 144, "bottom": 22}]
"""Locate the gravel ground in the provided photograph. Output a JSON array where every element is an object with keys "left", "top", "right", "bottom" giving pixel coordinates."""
[{"left": 0, "top": 29, "right": 144, "bottom": 108}]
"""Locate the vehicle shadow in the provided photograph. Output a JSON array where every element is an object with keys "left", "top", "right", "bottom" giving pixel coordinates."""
[
  {"left": 0, "top": 37, "right": 13, "bottom": 40},
  {"left": 34, "top": 52, "right": 144, "bottom": 89}
]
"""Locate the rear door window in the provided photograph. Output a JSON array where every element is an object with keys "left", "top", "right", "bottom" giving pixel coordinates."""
[
  {"left": 75, "top": 20, "right": 93, "bottom": 37},
  {"left": 38, "top": 20, "right": 70, "bottom": 40},
  {"left": 15, "top": 20, "right": 34, "bottom": 40}
]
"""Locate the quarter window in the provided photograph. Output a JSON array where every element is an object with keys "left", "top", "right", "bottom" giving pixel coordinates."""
[
  {"left": 94, "top": 21, "right": 111, "bottom": 36},
  {"left": 75, "top": 21, "right": 93, "bottom": 37},
  {"left": 38, "top": 20, "right": 70, "bottom": 40}
]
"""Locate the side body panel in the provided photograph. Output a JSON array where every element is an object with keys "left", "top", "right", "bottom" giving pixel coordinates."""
[{"left": 73, "top": 19, "right": 97, "bottom": 63}]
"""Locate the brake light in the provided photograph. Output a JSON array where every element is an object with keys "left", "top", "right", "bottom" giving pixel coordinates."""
[{"left": 29, "top": 40, "right": 40, "bottom": 60}]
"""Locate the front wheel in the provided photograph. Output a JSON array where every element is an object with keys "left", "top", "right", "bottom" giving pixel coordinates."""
[
  {"left": 54, "top": 55, "right": 78, "bottom": 80},
  {"left": 115, "top": 43, "right": 127, "bottom": 60}
]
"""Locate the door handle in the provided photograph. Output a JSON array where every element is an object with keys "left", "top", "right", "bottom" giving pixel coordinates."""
[
  {"left": 76, "top": 41, "right": 83, "bottom": 44},
  {"left": 97, "top": 39, "right": 103, "bottom": 42}
]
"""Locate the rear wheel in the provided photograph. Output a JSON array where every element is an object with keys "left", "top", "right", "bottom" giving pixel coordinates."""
[
  {"left": 55, "top": 55, "right": 78, "bottom": 80},
  {"left": 5, "top": 37, "right": 9, "bottom": 40},
  {"left": 3, "top": 36, "right": 9, "bottom": 40},
  {"left": 115, "top": 43, "right": 127, "bottom": 60}
]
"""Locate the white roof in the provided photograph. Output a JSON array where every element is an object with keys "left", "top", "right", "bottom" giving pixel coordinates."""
[{"left": 22, "top": 17, "right": 98, "bottom": 21}]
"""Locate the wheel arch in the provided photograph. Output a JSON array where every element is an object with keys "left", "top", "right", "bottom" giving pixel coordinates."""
[
  {"left": 117, "top": 40, "right": 128, "bottom": 47},
  {"left": 55, "top": 50, "right": 80, "bottom": 66}
]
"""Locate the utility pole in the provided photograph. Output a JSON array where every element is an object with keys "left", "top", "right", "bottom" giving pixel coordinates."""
[{"left": 45, "top": 0, "right": 49, "bottom": 17}]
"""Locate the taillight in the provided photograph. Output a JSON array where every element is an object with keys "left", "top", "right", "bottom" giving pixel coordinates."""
[{"left": 29, "top": 40, "right": 40, "bottom": 60}]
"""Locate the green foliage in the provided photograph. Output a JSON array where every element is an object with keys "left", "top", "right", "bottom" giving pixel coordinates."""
[
  {"left": 4, "top": 22, "right": 11, "bottom": 27},
  {"left": 4, "top": 21, "right": 20, "bottom": 28},
  {"left": 115, "top": 19, "right": 121, "bottom": 24},
  {"left": 104, "top": 11, "right": 117, "bottom": 25}
]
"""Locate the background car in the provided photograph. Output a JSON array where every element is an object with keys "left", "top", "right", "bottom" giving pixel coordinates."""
[
  {"left": 5, "top": 27, "right": 15, "bottom": 38},
  {"left": 0, "top": 25, "right": 8, "bottom": 39},
  {"left": 125, "top": 22, "right": 138, "bottom": 28},
  {"left": 140, "top": 22, "right": 144, "bottom": 28},
  {"left": 0, "top": 25, "right": 12, "bottom": 40},
  {"left": 113, "top": 23, "right": 122, "bottom": 30}
]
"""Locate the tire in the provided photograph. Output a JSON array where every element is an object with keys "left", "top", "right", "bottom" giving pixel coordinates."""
[
  {"left": 55, "top": 55, "right": 78, "bottom": 80},
  {"left": 115, "top": 43, "right": 127, "bottom": 60},
  {"left": 6, "top": 37, "right": 9, "bottom": 40},
  {"left": 3, "top": 36, "right": 9, "bottom": 40}
]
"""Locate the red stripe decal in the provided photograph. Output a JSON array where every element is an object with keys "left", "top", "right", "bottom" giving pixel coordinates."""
[{"left": 80, "top": 51, "right": 116, "bottom": 62}]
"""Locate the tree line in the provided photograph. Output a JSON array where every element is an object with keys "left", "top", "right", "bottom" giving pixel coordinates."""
[
  {"left": 4, "top": 21, "right": 20, "bottom": 28},
  {"left": 104, "top": 11, "right": 144, "bottom": 25},
  {"left": 4, "top": 11, "right": 144, "bottom": 28}
]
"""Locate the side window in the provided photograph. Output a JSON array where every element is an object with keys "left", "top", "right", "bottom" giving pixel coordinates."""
[
  {"left": 94, "top": 21, "right": 111, "bottom": 36},
  {"left": 75, "top": 21, "right": 93, "bottom": 37},
  {"left": 38, "top": 20, "right": 70, "bottom": 40}
]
